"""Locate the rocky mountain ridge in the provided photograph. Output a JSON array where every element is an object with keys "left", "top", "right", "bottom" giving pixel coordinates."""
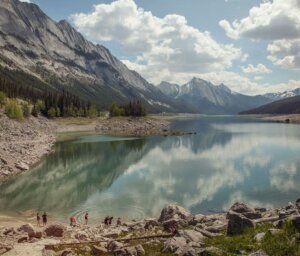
[
  {"left": 0, "top": 0, "right": 178, "bottom": 112},
  {"left": 158, "top": 78, "right": 271, "bottom": 114},
  {"left": 264, "top": 88, "right": 300, "bottom": 101}
]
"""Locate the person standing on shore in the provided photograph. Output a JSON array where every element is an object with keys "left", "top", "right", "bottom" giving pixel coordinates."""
[
  {"left": 85, "top": 212, "right": 88, "bottom": 225},
  {"left": 42, "top": 212, "right": 47, "bottom": 226},
  {"left": 37, "top": 213, "right": 41, "bottom": 227},
  {"left": 70, "top": 215, "right": 76, "bottom": 227}
]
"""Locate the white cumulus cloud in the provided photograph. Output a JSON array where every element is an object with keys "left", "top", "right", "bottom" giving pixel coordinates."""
[
  {"left": 242, "top": 64, "right": 272, "bottom": 75},
  {"left": 71, "top": 0, "right": 242, "bottom": 85},
  {"left": 219, "top": 0, "right": 300, "bottom": 69}
]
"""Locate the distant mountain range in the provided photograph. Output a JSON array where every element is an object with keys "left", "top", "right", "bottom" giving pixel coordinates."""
[
  {"left": 263, "top": 88, "right": 300, "bottom": 101},
  {"left": 240, "top": 95, "right": 300, "bottom": 115},
  {"left": 0, "top": 0, "right": 299, "bottom": 115},
  {"left": 158, "top": 78, "right": 271, "bottom": 114}
]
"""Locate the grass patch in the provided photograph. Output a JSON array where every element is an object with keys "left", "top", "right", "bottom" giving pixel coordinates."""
[{"left": 205, "top": 222, "right": 300, "bottom": 256}]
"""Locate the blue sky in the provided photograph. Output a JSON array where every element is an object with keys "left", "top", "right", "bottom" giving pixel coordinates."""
[{"left": 25, "top": 0, "right": 300, "bottom": 95}]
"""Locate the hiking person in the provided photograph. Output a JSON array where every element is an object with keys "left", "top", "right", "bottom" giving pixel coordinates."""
[
  {"left": 42, "top": 212, "right": 47, "bottom": 226},
  {"left": 37, "top": 213, "right": 41, "bottom": 227},
  {"left": 117, "top": 217, "right": 121, "bottom": 226},
  {"left": 85, "top": 212, "right": 89, "bottom": 225},
  {"left": 104, "top": 216, "right": 109, "bottom": 225},
  {"left": 70, "top": 215, "right": 76, "bottom": 227},
  {"left": 109, "top": 216, "right": 113, "bottom": 225}
]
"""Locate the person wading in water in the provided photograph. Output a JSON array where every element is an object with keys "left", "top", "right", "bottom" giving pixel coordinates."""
[{"left": 42, "top": 212, "right": 47, "bottom": 226}]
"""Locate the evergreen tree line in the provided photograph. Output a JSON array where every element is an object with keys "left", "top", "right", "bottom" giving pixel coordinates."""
[
  {"left": 110, "top": 100, "right": 146, "bottom": 117},
  {"left": 0, "top": 76, "right": 98, "bottom": 118}
]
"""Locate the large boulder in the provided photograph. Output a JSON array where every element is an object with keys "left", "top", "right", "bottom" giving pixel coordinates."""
[
  {"left": 227, "top": 211, "right": 255, "bottom": 235},
  {"left": 158, "top": 204, "right": 192, "bottom": 223},
  {"left": 44, "top": 224, "right": 65, "bottom": 237},
  {"left": 229, "top": 202, "right": 262, "bottom": 220},
  {"left": 17, "top": 223, "right": 35, "bottom": 234},
  {"left": 161, "top": 237, "right": 187, "bottom": 254},
  {"left": 107, "top": 241, "right": 124, "bottom": 252},
  {"left": 291, "top": 215, "right": 300, "bottom": 230},
  {"left": 178, "top": 230, "right": 205, "bottom": 243}
]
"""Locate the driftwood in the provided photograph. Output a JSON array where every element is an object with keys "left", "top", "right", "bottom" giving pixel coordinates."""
[
  {"left": 254, "top": 216, "right": 279, "bottom": 223},
  {"left": 194, "top": 227, "right": 221, "bottom": 238},
  {"left": 45, "top": 233, "right": 173, "bottom": 250}
]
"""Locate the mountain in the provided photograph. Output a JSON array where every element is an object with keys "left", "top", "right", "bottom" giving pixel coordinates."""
[
  {"left": 0, "top": 0, "right": 178, "bottom": 112},
  {"left": 264, "top": 88, "right": 300, "bottom": 101},
  {"left": 158, "top": 78, "right": 271, "bottom": 114},
  {"left": 240, "top": 95, "right": 300, "bottom": 115}
]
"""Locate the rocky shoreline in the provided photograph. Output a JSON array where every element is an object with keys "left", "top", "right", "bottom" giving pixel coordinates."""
[
  {"left": 0, "top": 114, "right": 186, "bottom": 180},
  {"left": 0, "top": 111, "right": 56, "bottom": 180},
  {"left": 1, "top": 200, "right": 300, "bottom": 256}
]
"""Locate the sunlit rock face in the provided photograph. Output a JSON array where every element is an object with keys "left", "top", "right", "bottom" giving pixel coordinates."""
[{"left": 0, "top": 0, "right": 177, "bottom": 112}]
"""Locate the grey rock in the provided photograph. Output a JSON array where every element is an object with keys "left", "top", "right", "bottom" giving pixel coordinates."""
[
  {"left": 107, "top": 240, "right": 124, "bottom": 252},
  {"left": 92, "top": 245, "right": 108, "bottom": 255},
  {"left": 44, "top": 224, "right": 65, "bottom": 237},
  {"left": 228, "top": 202, "right": 261, "bottom": 220},
  {"left": 3, "top": 227, "right": 15, "bottom": 235},
  {"left": 60, "top": 249, "right": 74, "bottom": 256},
  {"left": 17, "top": 234, "right": 28, "bottom": 243},
  {"left": 158, "top": 204, "right": 192, "bottom": 223},
  {"left": 227, "top": 211, "right": 255, "bottom": 235},
  {"left": 254, "top": 232, "right": 265, "bottom": 242},
  {"left": 18, "top": 223, "right": 35, "bottom": 234},
  {"left": 267, "top": 228, "right": 281, "bottom": 235},
  {"left": 178, "top": 230, "right": 204, "bottom": 243},
  {"left": 291, "top": 215, "right": 300, "bottom": 230},
  {"left": 248, "top": 249, "right": 268, "bottom": 256},
  {"left": 124, "top": 246, "right": 138, "bottom": 256},
  {"left": 135, "top": 244, "right": 145, "bottom": 256},
  {"left": 161, "top": 237, "right": 187, "bottom": 253},
  {"left": 15, "top": 162, "right": 29, "bottom": 171}
]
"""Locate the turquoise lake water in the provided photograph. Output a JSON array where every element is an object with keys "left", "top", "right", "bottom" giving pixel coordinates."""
[{"left": 0, "top": 116, "right": 300, "bottom": 224}]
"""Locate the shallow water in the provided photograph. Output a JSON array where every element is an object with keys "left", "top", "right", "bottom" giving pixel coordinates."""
[{"left": 1, "top": 116, "right": 300, "bottom": 224}]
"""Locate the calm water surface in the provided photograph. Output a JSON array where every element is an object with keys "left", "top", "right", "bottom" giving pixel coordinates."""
[{"left": 1, "top": 116, "right": 300, "bottom": 223}]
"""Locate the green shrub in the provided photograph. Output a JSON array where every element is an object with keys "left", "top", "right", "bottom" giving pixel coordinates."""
[
  {"left": 0, "top": 91, "right": 6, "bottom": 107},
  {"left": 47, "top": 107, "right": 57, "bottom": 119},
  {"left": 5, "top": 99, "right": 24, "bottom": 120},
  {"left": 22, "top": 102, "right": 31, "bottom": 117}
]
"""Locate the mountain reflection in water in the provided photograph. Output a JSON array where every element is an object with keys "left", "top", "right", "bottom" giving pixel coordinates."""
[{"left": 0, "top": 117, "right": 300, "bottom": 223}]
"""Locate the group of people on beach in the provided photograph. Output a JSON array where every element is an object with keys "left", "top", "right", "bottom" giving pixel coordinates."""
[
  {"left": 36, "top": 212, "right": 48, "bottom": 227},
  {"left": 37, "top": 211, "right": 122, "bottom": 227},
  {"left": 104, "top": 216, "right": 122, "bottom": 226}
]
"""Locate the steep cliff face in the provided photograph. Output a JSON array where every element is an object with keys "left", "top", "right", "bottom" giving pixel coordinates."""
[{"left": 0, "top": 0, "right": 178, "bottom": 112}]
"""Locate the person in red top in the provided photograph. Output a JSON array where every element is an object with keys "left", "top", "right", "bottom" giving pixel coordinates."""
[{"left": 70, "top": 215, "right": 76, "bottom": 227}]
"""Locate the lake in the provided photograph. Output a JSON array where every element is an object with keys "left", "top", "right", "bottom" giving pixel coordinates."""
[{"left": 0, "top": 116, "right": 300, "bottom": 224}]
